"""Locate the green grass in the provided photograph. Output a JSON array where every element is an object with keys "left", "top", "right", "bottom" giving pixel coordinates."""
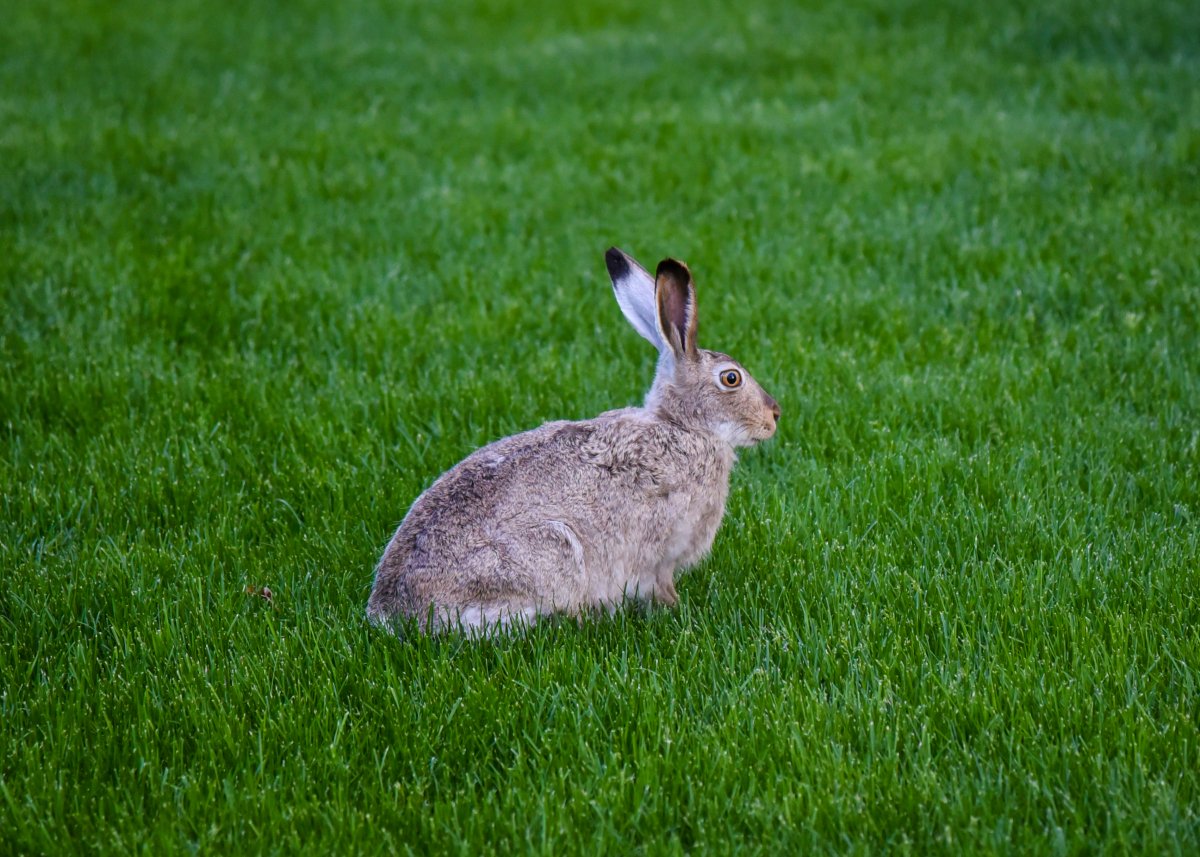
[{"left": 2, "top": 0, "right": 1199, "bottom": 852}]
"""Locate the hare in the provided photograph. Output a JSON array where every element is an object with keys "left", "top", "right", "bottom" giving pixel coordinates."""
[{"left": 366, "top": 247, "right": 780, "bottom": 634}]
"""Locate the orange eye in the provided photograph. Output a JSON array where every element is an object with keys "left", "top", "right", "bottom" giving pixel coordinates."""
[{"left": 719, "top": 369, "right": 742, "bottom": 389}]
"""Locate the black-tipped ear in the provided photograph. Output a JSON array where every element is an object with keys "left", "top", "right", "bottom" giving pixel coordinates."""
[
  {"left": 605, "top": 247, "right": 630, "bottom": 281},
  {"left": 655, "top": 258, "right": 698, "bottom": 360},
  {"left": 606, "top": 246, "right": 665, "bottom": 351}
]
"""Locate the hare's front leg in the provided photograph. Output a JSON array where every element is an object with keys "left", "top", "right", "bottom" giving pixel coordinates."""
[
  {"left": 649, "top": 562, "right": 679, "bottom": 607},
  {"left": 654, "top": 576, "right": 679, "bottom": 607},
  {"left": 628, "top": 565, "right": 678, "bottom": 607}
]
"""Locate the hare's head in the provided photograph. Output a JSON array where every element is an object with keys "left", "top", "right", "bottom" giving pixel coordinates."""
[{"left": 605, "top": 247, "right": 780, "bottom": 447}]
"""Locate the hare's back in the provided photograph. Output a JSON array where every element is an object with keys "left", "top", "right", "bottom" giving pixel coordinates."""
[{"left": 388, "top": 419, "right": 600, "bottom": 553}]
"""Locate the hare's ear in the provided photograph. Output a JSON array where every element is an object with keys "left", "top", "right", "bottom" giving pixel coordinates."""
[
  {"left": 605, "top": 247, "right": 666, "bottom": 352},
  {"left": 654, "top": 258, "right": 698, "bottom": 361}
]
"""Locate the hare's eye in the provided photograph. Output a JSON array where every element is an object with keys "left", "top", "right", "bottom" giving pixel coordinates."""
[{"left": 719, "top": 369, "right": 742, "bottom": 389}]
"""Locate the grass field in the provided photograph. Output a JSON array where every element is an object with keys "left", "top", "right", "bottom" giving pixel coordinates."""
[{"left": 3, "top": 0, "right": 1199, "bottom": 852}]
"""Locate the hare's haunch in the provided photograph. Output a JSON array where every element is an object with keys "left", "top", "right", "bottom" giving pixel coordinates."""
[{"left": 367, "top": 248, "right": 780, "bottom": 635}]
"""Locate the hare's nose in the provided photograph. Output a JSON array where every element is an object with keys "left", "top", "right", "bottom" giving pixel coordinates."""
[{"left": 765, "top": 395, "right": 780, "bottom": 424}]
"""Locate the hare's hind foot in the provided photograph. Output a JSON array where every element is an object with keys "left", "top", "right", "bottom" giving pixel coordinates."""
[
  {"left": 368, "top": 602, "right": 541, "bottom": 637},
  {"left": 446, "top": 603, "right": 541, "bottom": 637}
]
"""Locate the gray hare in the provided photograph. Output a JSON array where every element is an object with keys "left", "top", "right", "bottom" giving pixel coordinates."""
[{"left": 367, "top": 248, "right": 780, "bottom": 634}]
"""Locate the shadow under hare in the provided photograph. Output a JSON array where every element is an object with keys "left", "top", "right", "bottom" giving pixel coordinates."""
[{"left": 367, "top": 248, "right": 779, "bottom": 635}]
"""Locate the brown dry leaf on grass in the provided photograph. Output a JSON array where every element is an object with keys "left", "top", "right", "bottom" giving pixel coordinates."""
[{"left": 244, "top": 585, "right": 276, "bottom": 609}]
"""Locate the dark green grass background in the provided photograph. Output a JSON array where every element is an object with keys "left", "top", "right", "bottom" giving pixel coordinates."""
[{"left": 2, "top": 0, "right": 1199, "bottom": 852}]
